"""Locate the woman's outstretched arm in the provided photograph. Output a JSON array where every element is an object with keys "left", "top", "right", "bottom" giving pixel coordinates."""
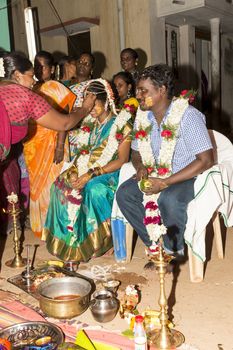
[{"left": 36, "top": 94, "right": 96, "bottom": 131}]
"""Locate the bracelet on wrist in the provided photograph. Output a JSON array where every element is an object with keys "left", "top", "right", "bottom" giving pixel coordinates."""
[
  {"left": 87, "top": 168, "right": 95, "bottom": 179},
  {"left": 88, "top": 167, "right": 104, "bottom": 178}
]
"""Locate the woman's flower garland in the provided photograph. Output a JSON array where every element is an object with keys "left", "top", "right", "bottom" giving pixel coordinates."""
[
  {"left": 75, "top": 108, "right": 131, "bottom": 175},
  {"left": 66, "top": 108, "right": 132, "bottom": 232},
  {"left": 135, "top": 96, "right": 189, "bottom": 243}
]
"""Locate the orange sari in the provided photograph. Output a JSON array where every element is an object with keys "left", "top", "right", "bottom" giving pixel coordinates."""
[{"left": 24, "top": 80, "right": 76, "bottom": 237}]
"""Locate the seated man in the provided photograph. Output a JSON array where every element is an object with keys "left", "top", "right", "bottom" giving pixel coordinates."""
[{"left": 116, "top": 64, "right": 214, "bottom": 258}]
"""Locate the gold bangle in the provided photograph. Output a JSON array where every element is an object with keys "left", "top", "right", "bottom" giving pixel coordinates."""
[
  {"left": 88, "top": 167, "right": 104, "bottom": 178},
  {"left": 99, "top": 166, "right": 105, "bottom": 175}
]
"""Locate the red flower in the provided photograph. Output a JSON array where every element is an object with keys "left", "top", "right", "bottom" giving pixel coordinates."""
[
  {"left": 180, "top": 89, "right": 188, "bottom": 96},
  {"left": 67, "top": 195, "right": 82, "bottom": 205},
  {"left": 135, "top": 130, "right": 147, "bottom": 139},
  {"left": 180, "top": 89, "right": 196, "bottom": 104},
  {"left": 143, "top": 215, "right": 161, "bottom": 225},
  {"left": 67, "top": 226, "right": 74, "bottom": 231},
  {"left": 80, "top": 149, "right": 89, "bottom": 155},
  {"left": 188, "top": 95, "right": 195, "bottom": 104},
  {"left": 145, "top": 201, "right": 158, "bottom": 211},
  {"left": 147, "top": 167, "right": 154, "bottom": 175},
  {"left": 124, "top": 104, "right": 136, "bottom": 114},
  {"left": 116, "top": 133, "right": 124, "bottom": 141},
  {"left": 143, "top": 216, "right": 152, "bottom": 225},
  {"left": 157, "top": 167, "right": 169, "bottom": 176},
  {"left": 161, "top": 129, "right": 172, "bottom": 139},
  {"left": 152, "top": 216, "right": 161, "bottom": 224},
  {"left": 82, "top": 126, "right": 91, "bottom": 133}
]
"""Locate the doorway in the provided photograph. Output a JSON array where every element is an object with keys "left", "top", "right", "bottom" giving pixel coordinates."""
[{"left": 67, "top": 31, "right": 91, "bottom": 58}]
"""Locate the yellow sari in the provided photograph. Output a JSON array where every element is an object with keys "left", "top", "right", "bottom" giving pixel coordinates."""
[{"left": 24, "top": 80, "right": 76, "bottom": 237}]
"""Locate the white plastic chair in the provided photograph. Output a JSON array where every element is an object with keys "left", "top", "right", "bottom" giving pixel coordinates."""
[
  {"left": 187, "top": 212, "right": 223, "bottom": 282},
  {"left": 185, "top": 130, "right": 233, "bottom": 282}
]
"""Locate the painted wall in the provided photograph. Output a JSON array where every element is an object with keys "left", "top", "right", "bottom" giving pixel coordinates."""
[
  {"left": 33, "top": 0, "right": 158, "bottom": 79},
  {"left": 0, "top": 0, "right": 11, "bottom": 51},
  {"left": 11, "top": 0, "right": 159, "bottom": 79},
  {"left": 8, "top": 0, "right": 233, "bottom": 126},
  {"left": 11, "top": 0, "right": 28, "bottom": 54},
  {"left": 221, "top": 34, "right": 233, "bottom": 133},
  {"left": 90, "top": 0, "right": 120, "bottom": 79}
]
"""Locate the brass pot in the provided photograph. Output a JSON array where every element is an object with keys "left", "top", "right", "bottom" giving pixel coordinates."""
[{"left": 38, "top": 276, "right": 92, "bottom": 319}]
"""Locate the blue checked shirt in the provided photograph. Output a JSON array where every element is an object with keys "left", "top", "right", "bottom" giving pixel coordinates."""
[{"left": 131, "top": 102, "right": 213, "bottom": 173}]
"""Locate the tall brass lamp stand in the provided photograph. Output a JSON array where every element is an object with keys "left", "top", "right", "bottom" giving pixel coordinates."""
[
  {"left": 147, "top": 237, "right": 185, "bottom": 349},
  {"left": 3, "top": 193, "right": 26, "bottom": 268}
]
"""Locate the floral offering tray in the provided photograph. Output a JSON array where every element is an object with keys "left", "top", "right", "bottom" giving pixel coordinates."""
[{"left": 7, "top": 265, "right": 94, "bottom": 300}]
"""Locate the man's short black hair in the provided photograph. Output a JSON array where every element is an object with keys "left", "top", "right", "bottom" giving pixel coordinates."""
[{"left": 139, "top": 64, "right": 175, "bottom": 100}]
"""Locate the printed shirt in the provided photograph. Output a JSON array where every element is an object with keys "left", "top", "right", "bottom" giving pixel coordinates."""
[
  {"left": 0, "top": 84, "right": 51, "bottom": 126},
  {"left": 70, "top": 81, "right": 90, "bottom": 108},
  {"left": 131, "top": 101, "right": 213, "bottom": 173}
]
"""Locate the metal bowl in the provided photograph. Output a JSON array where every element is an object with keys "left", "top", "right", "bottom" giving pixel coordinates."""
[
  {"left": 38, "top": 276, "right": 92, "bottom": 319},
  {"left": 0, "top": 321, "right": 64, "bottom": 348}
]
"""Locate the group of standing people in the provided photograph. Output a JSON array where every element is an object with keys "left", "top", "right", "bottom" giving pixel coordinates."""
[{"left": 0, "top": 47, "right": 214, "bottom": 266}]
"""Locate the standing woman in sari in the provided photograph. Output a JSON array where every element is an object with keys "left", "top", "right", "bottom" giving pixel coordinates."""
[
  {"left": 69, "top": 52, "right": 95, "bottom": 160},
  {"left": 43, "top": 79, "right": 132, "bottom": 262},
  {"left": 0, "top": 52, "right": 96, "bottom": 236},
  {"left": 24, "top": 51, "right": 76, "bottom": 238},
  {"left": 57, "top": 56, "right": 77, "bottom": 87}
]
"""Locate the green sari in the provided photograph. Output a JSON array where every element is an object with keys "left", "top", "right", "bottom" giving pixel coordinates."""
[{"left": 43, "top": 116, "right": 131, "bottom": 262}]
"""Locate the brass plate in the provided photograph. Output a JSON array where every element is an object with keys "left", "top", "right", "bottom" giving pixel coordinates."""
[{"left": 7, "top": 265, "right": 93, "bottom": 300}]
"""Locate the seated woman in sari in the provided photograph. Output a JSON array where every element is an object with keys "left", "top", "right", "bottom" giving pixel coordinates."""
[
  {"left": 111, "top": 71, "right": 139, "bottom": 261},
  {"left": 42, "top": 79, "right": 132, "bottom": 262},
  {"left": 112, "top": 71, "right": 139, "bottom": 118}
]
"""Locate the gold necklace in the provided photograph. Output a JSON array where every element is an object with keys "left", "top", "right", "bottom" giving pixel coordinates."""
[
  {"left": 96, "top": 111, "right": 111, "bottom": 126},
  {"left": 90, "top": 112, "right": 112, "bottom": 147}
]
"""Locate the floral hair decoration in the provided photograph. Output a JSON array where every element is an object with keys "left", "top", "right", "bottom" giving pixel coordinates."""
[
  {"left": 85, "top": 78, "right": 118, "bottom": 115},
  {"left": 0, "top": 58, "right": 5, "bottom": 78}
]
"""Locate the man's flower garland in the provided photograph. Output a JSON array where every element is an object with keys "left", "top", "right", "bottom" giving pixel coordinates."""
[
  {"left": 66, "top": 108, "right": 132, "bottom": 233},
  {"left": 135, "top": 96, "right": 190, "bottom": 243},
  {"left": 180, "top": 89, "right": 197, "bottom": 104}
]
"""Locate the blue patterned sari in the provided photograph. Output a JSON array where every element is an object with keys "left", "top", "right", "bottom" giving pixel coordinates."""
[{"left": 43, "top": 116, "right": 131, "bottom": 262}]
